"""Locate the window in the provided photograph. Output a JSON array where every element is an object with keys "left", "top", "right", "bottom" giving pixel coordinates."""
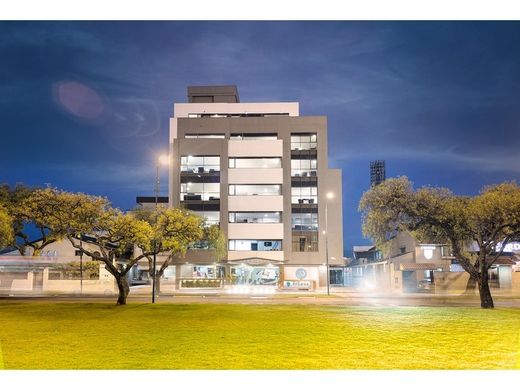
[
  {"left": 230, "top": 133, "right": 278, "bottom": 140},
  {"left": 291, "top": 213, "right": 318, "bottom": 231},
  {"left": 291, "top": 133, "right": 317, "bottom": 150},
  {"left": 229, "top": 184, "right": 281, "bottom": 196},
  {"left": 180, "top": 182, "right": 220, "bottom": 201},
  {"left": 292, "top": 212, "right": 318, "bottom": 252},
  {"left": 291, "top": 187, "right": 318, "bottom": 204},
  {"left": 181, "top": 155, "right": 220, "bottom": 173},
  {"left": 292, "top": 232, "right": 318, "bottom": 252},
  {"left": 229, "top": 158, "right": 282, "bottom": 169},
  {"left": 184, "top": 134, "right": 225, "bottom": 139},
  {"left": 291, "top": 159, "right": 317, "bottom": 176},
  {"left": 400, "top": 246, "right": 406, "bottom": 255},
  {"left": 228, "top": 240, "right": 282, "bottom": 251},
  {"left": 193, "top": 211, "right": 220, "bottom": 225},
  {"left": 229, "top": 212, "right": 281, "bottom": 223}
]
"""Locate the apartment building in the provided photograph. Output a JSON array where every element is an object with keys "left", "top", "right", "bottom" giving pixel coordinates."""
[{"left": 167, "top": 86, "right": 343, "bottom": 290}]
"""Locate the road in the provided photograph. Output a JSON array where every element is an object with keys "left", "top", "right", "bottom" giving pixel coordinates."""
[{"left": 2, "top": 290, "right": 520, "bottom": 307}]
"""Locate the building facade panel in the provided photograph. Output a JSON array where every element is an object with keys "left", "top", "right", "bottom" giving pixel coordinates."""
[
  {"left": 228, "top": 168, "right": 283, "bottom": 184},
  {"left": 228, "top": 139, "right": 283, "bottom": 157},
  {"left": 227, "top": 251, "right": 285, "bottom": 262},
  {"left": 228, "top": 195, "right": 284, "bottom": 212},
  {"left": 228, "top": 223, "right": 284, "bottom": 240}
]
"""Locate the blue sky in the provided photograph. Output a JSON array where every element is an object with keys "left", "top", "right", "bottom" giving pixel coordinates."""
[{"left": 1, "top": 21, "right": 520, "bottom": 255}]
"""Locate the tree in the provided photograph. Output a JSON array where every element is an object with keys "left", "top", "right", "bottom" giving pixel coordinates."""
[
  {"left": 0, "top": 184, "right": 36, "bottom": 255},
  {"left": 46, "top": 191, "right": 156, "bottom": 305},
  {"left": 204, "top": 223, "right": 227, "bottom": 263},
  {"left": 359, "top": 177, "right": 520, "bottom": 309},
  {"left": 0, "top": 204, "right": 14, "bottom": 249},
  {"left": 132, "top": 207, "right": 226, "bottom": 293},
  {"left": 133, "top": 208, "right": 205, "bottom": 292}
]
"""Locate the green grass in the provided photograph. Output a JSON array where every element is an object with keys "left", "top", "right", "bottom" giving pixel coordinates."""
[{"left": 0, "top": 302, "right": 519, "bottom": 369}]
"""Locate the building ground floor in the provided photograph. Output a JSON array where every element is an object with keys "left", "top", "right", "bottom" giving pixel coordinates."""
[
  {"left": 130, "top": 260, "right": 338, "bottom": 293},
  {"left": 348, "top": 260, "right": 520, "bottom": 294}
]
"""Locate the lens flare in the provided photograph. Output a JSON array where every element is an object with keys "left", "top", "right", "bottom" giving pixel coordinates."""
[{"left": 55, "top": 80, "right": 104, "bottom": 119}]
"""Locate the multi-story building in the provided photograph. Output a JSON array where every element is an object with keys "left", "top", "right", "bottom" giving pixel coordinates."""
[{"left": 166, "top": 85, "right": 343, "bottom": 290}]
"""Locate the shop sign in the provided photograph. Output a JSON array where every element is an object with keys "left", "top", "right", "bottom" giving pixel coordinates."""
[
  {"left": 295, "top": 268, "right": 307, "bottom": 280},
  {"left": 283, "top": 280, "right": 312, "bottom": 290}
]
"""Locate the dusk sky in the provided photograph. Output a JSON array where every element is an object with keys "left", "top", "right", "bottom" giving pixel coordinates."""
[{"left": 1, "top": 21, "right": 520, "bottom": 255}]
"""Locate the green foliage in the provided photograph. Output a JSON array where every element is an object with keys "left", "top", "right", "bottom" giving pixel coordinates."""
[
  {"left": 156, "top": 208, "right": 204, "bottom": 256},
  {"left": 0, "top": 203, "right": 13, "bottom": 249},
  {"left": 203, "top": 224, "right": 227, "bottom": 261},
  {"left": 0, "top": 184, "right": 36, "bottom": 254}
]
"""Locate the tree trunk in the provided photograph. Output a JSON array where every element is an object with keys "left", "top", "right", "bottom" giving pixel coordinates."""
[
  {"left": 154, "top": 273, "right": 161, "bottom": 295},
  {"left": 115, "top": 275, "right": 130, "bottom": 305},
  {"left": 464, "top": 274, "right": 478, "bottom": 295},
  {"left": 477, "top": 271, "right": 494, "bottom": 309}
]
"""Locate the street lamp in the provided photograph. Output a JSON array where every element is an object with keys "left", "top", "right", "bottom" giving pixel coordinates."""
[
  {"left": 77, "top": 233, "right": 83, "bottom": 295},
  {"left": 152, "top": 154, "right": 170, "bottom": 303},
  {"left": 324, "top": 191, "right": 334, "bottom": 295}
]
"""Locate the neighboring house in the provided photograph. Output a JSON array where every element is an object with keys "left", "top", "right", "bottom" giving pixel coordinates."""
[
  {"left": 352, "top": 245, "right": 382, "bottom": 265},
  {"left": 348, "top": 231, "right": 520, "bottom": 293},
  {"left": 0, "top": 237, "right": 116, "bottom": 295}
]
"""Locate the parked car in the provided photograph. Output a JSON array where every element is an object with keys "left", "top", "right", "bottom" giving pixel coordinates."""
[{"left": 417, "top": 279, "right": 434, "bottom": 292}]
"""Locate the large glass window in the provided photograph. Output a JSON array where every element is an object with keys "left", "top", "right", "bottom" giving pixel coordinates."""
[
  {"left": 229, "top": 184, "right": 281, "bottom": 196},
  {"left": 291, "top": 133, "right": 317, "bottom": 150},
  {"left": 231, "top": 265, "right": 279, "bottom": 286},
  {"left": 229, "top": 212, "right": 281, "bottom": 223},
  {"left": 291, "top": 187, "right": 318, "bottom": 204},
  {"left": 229, "top": 158, "right": 281, "bottom": 169},
  {"left": 291, "top": 159, "right": 317, "bottom": 176},
  {"left": 292, "top": 231, "right": 318, "bottom": 252},
  {"left": 181, "top": 156, "right": 220, "bottom": 173},
  {"left": 180, "top": 182, "right": 220, "bottom": 201},
  {"left": 228, "top": 240, "right": 282, "bottom": 251},
  {"left": 194, "top": 211, "right": 220, "bottom": 225},
  {"left": 291, "top": 213, "right": 318, "bottom": 231},
  {"left": 230, "top": 133, "right": 278, "bottom": 140}
]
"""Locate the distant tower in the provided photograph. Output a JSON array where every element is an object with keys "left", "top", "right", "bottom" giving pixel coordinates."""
[{"left": 370, "top": 160, "right": 386, "bottom": 187}]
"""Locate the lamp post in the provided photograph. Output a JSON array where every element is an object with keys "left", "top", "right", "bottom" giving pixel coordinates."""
[
  {"left": 152, "top": 154, "right": 170, "bottom": 303},
  {"left": 324, "top": 192, "right": 334, "bottom": 295},
  {"left": 78, "top": 233, "right": 83, "bottom": 295}
]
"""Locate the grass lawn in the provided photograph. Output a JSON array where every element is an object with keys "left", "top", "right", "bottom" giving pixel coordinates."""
[{"left": 0, "top": 302, "right": 519, "bottom": 369}]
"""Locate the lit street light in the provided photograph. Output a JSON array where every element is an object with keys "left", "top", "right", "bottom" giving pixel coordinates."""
[
  {"left": 324, "top": 191, "right": 334, "bottom": 295},
  {"left": 152, "top": 154, "right": 169, "bottom": 304}
]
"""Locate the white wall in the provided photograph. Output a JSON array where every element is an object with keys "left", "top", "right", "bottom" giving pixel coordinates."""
[
  {"left": 228, "top": 168, "right": 283, "bottom": 184},
  {"left": 228, "top": 140, "right": 283, "bottom": 157},
  {"left": 228, "top": 195, "right": 284, "bottom": 211},
  {"left": 228, "top": 223, "right": 284, "bottom": 240},
  {"left": 227, "top": 251, "right": 284, "bottom": 262},
  {"left": 174, "top": 102, "right": 299, "bottom": 118}
]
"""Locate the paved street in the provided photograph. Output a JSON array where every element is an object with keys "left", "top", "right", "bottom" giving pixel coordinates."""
[{"left": 2, "top": 289, "right": 520, "bottom": 307}]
